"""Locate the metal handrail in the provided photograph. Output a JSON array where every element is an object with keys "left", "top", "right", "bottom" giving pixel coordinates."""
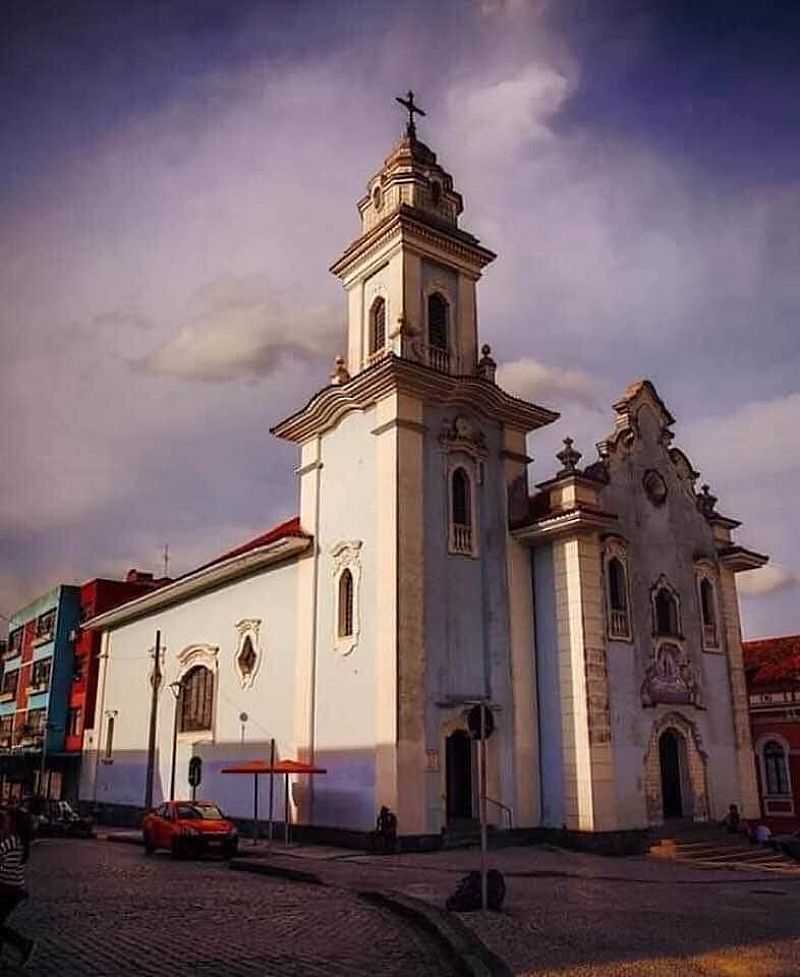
[{"left": 485, "top": 796, "right": 513, "bottom": 830}]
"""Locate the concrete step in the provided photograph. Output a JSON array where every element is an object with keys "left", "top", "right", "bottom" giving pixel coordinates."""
[{"left": 650, "top": 837, "right": 800, "bottom": 874}]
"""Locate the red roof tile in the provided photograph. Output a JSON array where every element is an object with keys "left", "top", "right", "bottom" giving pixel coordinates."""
[
  {"left": 743, "top": 635, "right": 800, "bottom": 688},
  {"left": 197, "top": 516, "right": 309, "bottom": 573}
]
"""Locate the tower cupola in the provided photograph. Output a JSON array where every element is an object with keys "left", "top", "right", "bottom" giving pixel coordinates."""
[{"left": 330, "top": 93, "right": 495, "bottom": 380}]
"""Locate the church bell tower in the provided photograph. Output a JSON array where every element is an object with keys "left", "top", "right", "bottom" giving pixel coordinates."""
[
  {"left": 330, "top": 92, "right": 497, "bottom": 382},
  {"left": 273, "top": 95, "right": 557, "bottom": 838}
]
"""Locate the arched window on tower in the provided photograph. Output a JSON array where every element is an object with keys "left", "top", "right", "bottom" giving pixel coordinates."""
[
  {"left": 179, "top": 665, "right": 214, "bottom": 733},
  {"left": 427, "top": 292, "right": 450, "bottom": 372},
  {"left": 338, "top": 568, "right": 354, "bottom": 638},
  {"left": 699, "top": 577, "right": 717, "bottom": 648},
  {"left": 654, "top": 587, "right": 680, "bottom": 637},
  {"left": 763, "top": 740, "right": 790, "bottom": 796},
  {"left": 607, "top": 557, "right": 630, "bottom": 639},
  {"left": 369, "top": 298, "right": 386, "bottom": 357},
  {"left": 450, "top": 467, "right": 473, "bottom": 554}
]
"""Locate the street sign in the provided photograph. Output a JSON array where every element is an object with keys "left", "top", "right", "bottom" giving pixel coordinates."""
[
  {"left": 467, "top": 704, "right": 494, "bottom": 740},
  {"left": 188, "top": 756, "right": 202, "bottom": 788}
]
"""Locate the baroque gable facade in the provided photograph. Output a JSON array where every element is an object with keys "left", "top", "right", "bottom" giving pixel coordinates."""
[{"left": 80, "top": 125, "right": 766, "bottom": 841}]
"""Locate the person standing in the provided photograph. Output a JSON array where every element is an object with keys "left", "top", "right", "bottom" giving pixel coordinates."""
[{"left": 0, "top": 809, "right": 35, "bottom": 966}]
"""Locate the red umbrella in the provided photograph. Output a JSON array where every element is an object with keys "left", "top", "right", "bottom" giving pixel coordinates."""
[{"left": 221, "top": 755, "right": 326, "bottom": 845}]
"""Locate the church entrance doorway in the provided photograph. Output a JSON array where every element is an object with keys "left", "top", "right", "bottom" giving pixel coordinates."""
[
  {"left": 659, "top": 729, "right": 684, "bottom": 819},
  {"left": 445, "top": 730, "right": 473, "bottom": 821}
]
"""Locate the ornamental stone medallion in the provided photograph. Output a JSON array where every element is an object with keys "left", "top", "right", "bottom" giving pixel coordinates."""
[{"left": 641, "top": 642, "right": 704, "bottom": 709}]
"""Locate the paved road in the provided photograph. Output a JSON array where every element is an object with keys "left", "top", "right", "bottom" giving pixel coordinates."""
[{"left": 13, "top": 840, "right": 461, "bottom": 976}]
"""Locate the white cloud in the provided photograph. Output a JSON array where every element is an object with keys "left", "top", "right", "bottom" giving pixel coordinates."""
[
  {"left": 738, "top": 564, "right": 800, "bottom": 598},
  {"left": 498, "top": 356, "right": 605, "bottom": 410},
  {"left": 684, "top": 393, "right": 800, "bottom": 483},
  {"left": 447, "top": 63, "right": 575, "bottom": 158},
  {"left": 141, "top": 276, "right": 342, "bottom": 382}
]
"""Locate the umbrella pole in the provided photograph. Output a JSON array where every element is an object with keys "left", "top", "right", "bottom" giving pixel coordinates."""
[
  {"left": 284, "top": 773, "right": 290, "bottom": 846},
  {"left": 252, "top": 773, "right": 259, "bottom": 845},
  {"left": 267, "top": 738, "right": 275, "bottom": 848}
]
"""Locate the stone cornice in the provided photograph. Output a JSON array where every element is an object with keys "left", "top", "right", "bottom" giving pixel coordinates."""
[
  {"left": 330, "top": 205, "right": 495, "bottom": 282},
  {"left": 511, "top": 506, "right": 619, "bottom": 545},
  {"left": 717, "top": 545, "right": 769, "bottom": 573},
  {"left": 271, "top": 355, "right": 559, "bottom": 443},
  {"left": 84, "top": 536, "right": 311, "bottom": 631}
]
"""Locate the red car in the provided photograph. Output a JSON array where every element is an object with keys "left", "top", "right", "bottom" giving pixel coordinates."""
[{"left": 142, "top": 801, "right": 239, "bottom": 859}]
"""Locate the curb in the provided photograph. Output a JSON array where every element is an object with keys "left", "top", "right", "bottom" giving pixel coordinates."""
[
  {"left": 230, "top": 857, "right": 510, "bottom": 977},
  {"left": 360, "top": 890, "right": 511, "bottom": 977},
  {"left": 229, "top": 858, "right": 324, "bottom": 886},
  {"left": 95, "top": 832, "right": 143, "bottom": 846}
]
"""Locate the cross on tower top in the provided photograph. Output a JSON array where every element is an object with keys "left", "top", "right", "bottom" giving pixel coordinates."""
[{"left": 395, "top": 90, "right": 426, "bottom": 140}]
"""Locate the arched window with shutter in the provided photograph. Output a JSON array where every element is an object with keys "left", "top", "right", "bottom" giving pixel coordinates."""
[
  {"left": 369, "top": 298, "right": 386, "bottom": 355},
  {"left": 338, "top": 569, "right": 354, "bottom": 638},
  {"left": 179, "top": 665, "right": 214, "bottom": 733}
]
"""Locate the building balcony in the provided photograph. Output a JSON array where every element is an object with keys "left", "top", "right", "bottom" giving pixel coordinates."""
[
  {"left": 26, "top": 683, "right": 50, "bottom": 696},
  {"left": 451, "top": 523, "right": 473, "bottom": 555},
  {"left": 422, "top": 344, "right": 451, "bottom": 374},
  {"left": 609, "top": 610, "right": 631, "bottom": 640}
]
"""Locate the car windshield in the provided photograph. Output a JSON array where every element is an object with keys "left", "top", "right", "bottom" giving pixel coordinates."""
[{"left": 175, "top": 803, "right": 224, "bottom": 820}]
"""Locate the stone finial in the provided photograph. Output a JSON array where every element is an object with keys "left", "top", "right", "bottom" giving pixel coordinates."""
[
  {"left": 477, "top": 344, "right": 497, "bottom": 383},
  {"left": 697, "top": 483, "right": 718, "bottom": 516},
  {"left": 330, "top": 355, "right": 350, "bottom": 386},
  {"left": 556, "top": 437, "right": 582, "bottom": 475}
]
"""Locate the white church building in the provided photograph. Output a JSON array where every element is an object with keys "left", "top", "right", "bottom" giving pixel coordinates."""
[{"left": 81, "top": 113, "right": 767, "bottom": 845}]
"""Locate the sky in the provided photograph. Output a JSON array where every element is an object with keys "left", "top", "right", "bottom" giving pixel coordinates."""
[{"left": 2, "top": 0, "right": 799, "bottom": 638}]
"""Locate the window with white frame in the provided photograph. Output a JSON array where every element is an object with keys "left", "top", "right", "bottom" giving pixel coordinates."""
[
  {"left": 35, "top": 610, "right": 55, "bottom": 640},
  {"left": 179, "top": 665, "right": 214, "bottom": 733},
  {"left": 695, "top": 564, "right": 720, "bottom": 650},
  {"left": 331, "top": 541, "right": 362, "bottom": 655},
  {"left": 763, "top": 740, "right": 791, "bottom": 796},
  {"left": 426, "top": 292, "right": 450, "bottom": 372},
  {"left": 234, "top": 620, "right": 262, "bottom": 689},
  {"left": 30, "top": 659, "right": 51, "bottom": 692},
  {"left": 604, "top": 539, "right": 632, "bottom": 640},
  {"left": 450, "top": 467, "right": 473, "bottom": 555}
]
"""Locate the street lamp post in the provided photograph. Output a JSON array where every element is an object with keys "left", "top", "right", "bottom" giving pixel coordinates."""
[{"left": 168, "top": 682, "right": 182, "bottom": 801}]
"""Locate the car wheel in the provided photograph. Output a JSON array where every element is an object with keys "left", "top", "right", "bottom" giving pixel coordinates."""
[
  {"left": 223, "top": 842, "right": 238, "bottom": 860},
  {"left": 143, "top": 833, "right": 155, "bottom": 855},
  {"left": 170, "top": 837, "right": 184, "bottom": 860}
]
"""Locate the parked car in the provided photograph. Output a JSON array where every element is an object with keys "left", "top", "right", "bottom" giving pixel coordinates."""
[
  {"left": 142, "top": 801, "right": 238, "bottom": 858},
  {"left": 28, "top": 799, "right": 94, "bottom": 838}
]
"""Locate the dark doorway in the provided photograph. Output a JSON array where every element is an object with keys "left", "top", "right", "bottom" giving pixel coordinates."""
[
  {"left": 659, "top": 729, "right": 683, "bottom": 819},
  {"left": 445, "top": 730, "right": 473, "bottom": 821}
]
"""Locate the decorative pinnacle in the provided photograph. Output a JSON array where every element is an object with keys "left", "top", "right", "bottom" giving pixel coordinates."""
[
  {"left": 556, "top": 437, "right": 582, "bottom": 475},
  {"left": 395, "top": 90, "right": 426, "bottom": 140},
  {"left": 697, "top": 483, "right": 718, "bottom": 515},
  {"left": 330, "top": 355, "right": 350, "bottom": 386}
]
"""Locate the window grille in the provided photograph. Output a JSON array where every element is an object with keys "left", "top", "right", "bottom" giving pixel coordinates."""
[{"left": 179, "top": 666, "right": 214, "bottom": 733}]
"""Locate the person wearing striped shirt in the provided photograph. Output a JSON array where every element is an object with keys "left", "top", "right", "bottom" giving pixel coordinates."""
[{"left": 0, "top": 809, "right": 34, "bottom": 966}]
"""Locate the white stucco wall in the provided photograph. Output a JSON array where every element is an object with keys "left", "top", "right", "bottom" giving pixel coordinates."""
[
  {"left": 81, "top": 559, "right": 299, "bottom": 821},
  {"left": 311, "top": 407, "right": 380, "bottom": 831}
]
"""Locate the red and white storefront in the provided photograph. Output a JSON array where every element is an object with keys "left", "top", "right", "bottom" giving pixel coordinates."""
[{"left": 744, "top": 635, "right": 800, "bottom": 833}]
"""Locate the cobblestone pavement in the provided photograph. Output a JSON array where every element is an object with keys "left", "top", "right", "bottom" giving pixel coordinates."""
[
  {"left": 236, "top": 844, "right": 800, "bottom": 977},
  {"left": 12, "top": 840, "right": 462, "bottom": 977}
]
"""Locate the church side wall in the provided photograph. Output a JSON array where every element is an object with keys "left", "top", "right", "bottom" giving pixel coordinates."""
[
  {"left": 80, "top": 561, "right": 299, "bottom": 820},
  {"left": 312, "top": 407, "right": 380, "bottom": 832}
]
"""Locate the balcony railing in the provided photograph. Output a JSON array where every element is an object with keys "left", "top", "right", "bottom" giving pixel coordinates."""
[
  {"left": 27, "top": 682, "right": 50, "bottom": 696},
  {"left": 422, "top": 344, "right": 451, "bottom": 374},
  {"left": 703, "top": 623, "right": 718, "bottom": 647},
  {"left": 609, "top": 609, "right": 630, "bottom": 639},
  {"left": 0, "top": 691, "right": 16, "bottom": 704},
  {"left": 452, "top": 523, "right": 473, "bottom": 554}
]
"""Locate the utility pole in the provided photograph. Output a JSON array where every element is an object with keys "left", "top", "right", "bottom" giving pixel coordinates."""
[{"left": 144, "top": 630, "right": 161, "bottom": 810}]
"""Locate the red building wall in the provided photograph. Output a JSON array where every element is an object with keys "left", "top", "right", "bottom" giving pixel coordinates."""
[
  {"left": 744, "top": 636, "right": 800, "bottom": 834},
  {"left": 64, "top": 573, "right": 170, "bottom": 755}
]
